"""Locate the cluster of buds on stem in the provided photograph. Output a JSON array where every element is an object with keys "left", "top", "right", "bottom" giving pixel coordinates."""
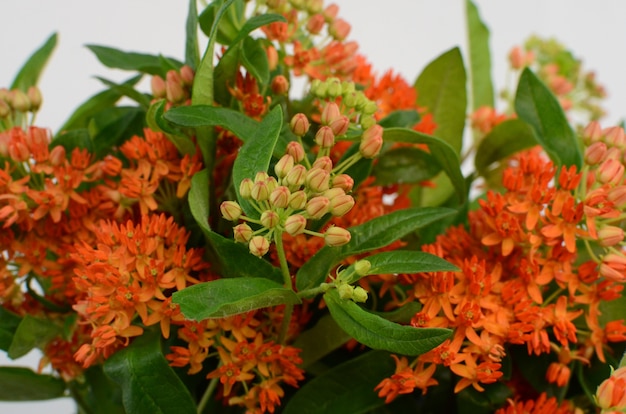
[
  {"left": 580, "top": 122, "right": 626, "bottom": 281},
  {"left": 595, "top": 365, "right": 626, "bottom": 412},
  {"left": 0, "top": 86, "right": 42, "bottom": 131},
  {"left": 150, "top": 65, "right": 195, "bottom": 108}
]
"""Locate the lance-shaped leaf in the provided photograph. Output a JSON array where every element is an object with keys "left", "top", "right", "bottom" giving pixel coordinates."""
[
  {"left": 291, "top": 314, "right": 352, "bottom": 368},
  {"left": 185, "top": 0, "right": 199, "bottom": 69},
  {"left": 146, "top": 100, "right": 196, "bottom": 155},
  {"left": 57, "top": 75, "right": 142, "bottom": 133},
  {"left": 172, "top": 277, "right": 301, "bottom": 320},
  {"left": 515, "top": 68, "right": 581, "bottom": 169},
  {"left": 11, "top": 33, "right": 57, "bottom": 91},
  {"left": 95, "top": 76, "right": 152, "bottom": 108},
  {"left": 0, "top": 367, "right": 65, "bottom": 401},
  {"left": 0, "top": 308, "right": 22, "bottom": 351},
  {"left": 164, "top": 104, "right": 259, "bottom": 142},
  {"left": 296, "top": 207, "right": 456, "bottom": 291},
  {"left": 282, "top": 350, "right": 395, "bottom": 414},
  {"left": 104, "top": 331, "right": 195, "bottom": 414},
  {"left": 339, "top": 250, "right": 459, "bottom": 285},
  {"left": 232, "top": 105, "right": 283, "bottom": 218},
  {"left": 8, "top": 315, "right": 62, "bottom": 359},
  {"left": 414, "top": 47, "right": 467, "bottom": 154},
  {"left": 474, "top": 119, "right": 538, "bottom": 177},
  {"left": 378, "top": 109, "right": 420, "bottom": 129},
  {"left": 86, "top": 45, "right": 182, "bottom": 76},
  {"left": 466, "top": 0, "right": 494, "bottom": 110},
  {"left": 372, "top": 146, "right": 441, "bottom": 186},
  {"left": 324, "top": 289, "right": 451, "bottom": 356},
  {"left": 383, "top": 128, "right": 466, "bottom": 203},
  {"left": 241, "top": 36, "right": 269, "bottom": 89}
]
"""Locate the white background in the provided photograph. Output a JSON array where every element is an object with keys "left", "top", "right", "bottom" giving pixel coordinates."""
[{"left": 1, "top": 1, "right": 625, "bottom": 412}]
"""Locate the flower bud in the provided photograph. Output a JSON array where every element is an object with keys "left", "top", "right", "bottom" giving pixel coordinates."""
[
  {"left": 220, "top": 201, "right": 242, "bottom": 221},
  {"left": 266, "top": 176, "right": 278, "bottom": 193},
  {"left": 330, "top": 193, "right": 355, "bottom": 216},
  {"left": 290, "top": 113, "right": 310, "bottom": 136},
  {"left": 271, "top": 75, "right": 289, "bottom": 95},
  {"left": 600, "top": 253, "right": 626, "bottom": 282},
  {"left": 286, "top": 141, "right": 305, "bottom": 163},
  {"left": 275, "top": 154, "right": 295, "bottom": 178},
  {"left": 597, "top": 158, "right": 625, "bottom": 185},
  {"left": 352, "top": 286, "right": 368, "bottom": 303},
  {"left": 584, "top": 141, "right": 607, "bottom": 166},
  {"left": 305, "top": 168, "right": 330, "bottom": 192},
  {"left": 323, "top": 187, "right": 345, "bottom": 200},
  {"left": 249, "top": 236, "right": 270, "bottom": 257},
  {"left": 326, "top": 78, "right": 343, "bottom": 99},
  {"left": 604, "top": 126, "right": 626, "bottom": 149},
  {"left": 27, "top": 86, "right": 42, "bottom": 111},
  {"left": 306, "top": 196, "right": 330, "bottom": 219},
  {"left": 284, "top": 214, "right": 307, "bottom": 235},
  {"left": 508, "top": 46, "right": 525, "bottom": 70},
  {"left": 306, "top": 0, "right": 323, "bottom": 14},
  {"left": 321, "top": 102, "right": 341, "bottom": 126},
  {"left": 0, "top": 99, "right": 10, "bottom": 118},
  {"left": 324, "top": 226, "right": 351, "bottom": 246},
  {"left": 323, "top": 3, "right": 339, "bottom": 20},
  {"left": 582, "top": 121, "right": 603, "bottom": 145},
  {"left": 289, "top": 190, "right": 308, "bottom": 210},
  {"left": 151, "top": 75, "right": 167, "bottom": 98},
  {"left": 337, "top": 283, "right": 354, "bottom": 300},
  {"left": 312, "top": 156, "right": 333, "bottom": 172},
  {"left": 254, "top": 172, "right": 269, "bottom": 183},
  {"left": 362, "top": 100, "right": 378, "bottom": 116},
  {"left": 360, "top": 115, "right": 377, "bottom": 130},
  {"left": 285, "top": 164, "right": 307, "bottom": 189},
  {"left": 306, "top": 13, "right": 325, "bottom": 34},
  {"left": 49, "top": 145, "right": 66, "bottom": 166},
  {"left": 233, "top": 223, "right": 253, "bottom": 243},
  {"left": 343, "top": 91, "right": 358, "bottom": 108},
  {"left": 329, "top": 18, "right": 351, "bottom": 41},
  {"left": 166, "top": 70, "right": 186, "bottom": 103},
  {"left": 239, "top": 178, "right": 254, "bottom": 199},
  {"left": 596, "top": 366, "right": 626, "bottom": 409},
  {"left": 180, "top": 65, "right": 195, "bottom": 86},
  {"left": 10, "top": 89, "right": 30, "bottom": 112},
  {"left": 598, "top": 225, "right": 624, "bottom": 247},
  {"left": 360, "top": 125, "right": 383, "bottom": 159},
  {"left": 251, "top": 181, "right": 270, "bottom": 201},
  {"left": 330, "top": 115, "right": 350, "bottom": 136},
  {"left": 608, "top": 186, "right": 626, "bottom": 208},
  {"left": 261, "top": 210, "right": 280, "bottom": 229},
  {"left": 315, "top": 126, "right": 335, "bottom": 148},
  {"left": 332, "top": 174, "right": 354, "bottom": 192},
  {"left": 354, "top": 260, "right": 371, "bottom": 276},
  {"left": 270, "top": 186, "right": 291, "bottom": 208}
]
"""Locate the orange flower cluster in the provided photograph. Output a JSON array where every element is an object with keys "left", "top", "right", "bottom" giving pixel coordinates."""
[{"left": 374, "top": 123, "right": 626, "bottom": 403}]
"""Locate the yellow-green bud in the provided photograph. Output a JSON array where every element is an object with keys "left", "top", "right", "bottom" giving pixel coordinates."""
[
  {"left": 285, "top": 164, "right": 307, "bottom": 190},
  {"left": 306, "top": 196, "right": 330, "bottom": 219},
  {"left": 10, "top": 89, "right": 30, "bottom": 112},
  {"left": 352, "top": 286, "right": 368, "bottom": 303},
  {"left": 315, "top": 126, "right": 335, "bottom": 148},
  {"left": 27, "top": 86, "right": 42, "bottom": 111},
  {"left": 284, "top": 214, "right": 307, "bottom": 236},
  {"left": 330, "top": 193, "right": 355, "bottom": 216},
  {"left": 337, "top": 283, "right": 354, "bottom": 300},
  {"left": 289, "top": 190, "right": 308, "bottom": 210},
  {"left": 326, "top": 78, "right": 343, "bottom": 98},
  {"left": 354, "top": 260, "right": 371, "bottom": 276},
  {"left": 233, "top": 223, "right": 253, "bottom": 243},
  {"left": 239, "top": 178, "right": 254, "bottom": 199},
  {"left": 286, "top": 141, "right": 305, "bottom": 163},
  {"left": 220, "top": 201, "right": 242, "bottom": 221},
  {"left": 324, "top": 226, "right": 351, "bottom": 246},
  {"left": 321, "top": 102, "right": 341, "bottom": 126},
  {"left": 270, "top": 186, "right": 291, "bottom": 209},
  {"left": 251, "top": 181, "right": 270, "bottom": 201},
  {"left": 249, "top": 236, "right": 270, "bottom": 257},
  {"left": 360, "top": 115, "right": 377, "bottom": 130},
  {"left": 312, "top": 156, "right": 333, "bottom": 172},
  {"left": 261, "top": 210, "right": 280, "bottom": 229},
  {"left": 290, "top": 113, "right": 310, "bottom": 136},
  {"left": 305, "top": 167, "right": 331, "bottom": 192},
  {"left": 332, "top": 174, "right": 354, "bottom": 192}
]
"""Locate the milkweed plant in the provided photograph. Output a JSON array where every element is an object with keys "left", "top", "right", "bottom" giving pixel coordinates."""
[{"left": 0, "top": 1, "right": 625, "bottom": 413}]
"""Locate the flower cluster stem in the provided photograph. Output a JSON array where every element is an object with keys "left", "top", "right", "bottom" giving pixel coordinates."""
[{"left": 274, "top": 230, "right": 295, "bottom": 344}]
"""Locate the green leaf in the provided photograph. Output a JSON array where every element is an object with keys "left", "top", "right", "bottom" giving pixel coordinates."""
[
  {"left": 103, "top": 330, "right": 196, "bottom": 414},
  {"left": 232, "top": 105, "right": 282, "bottom": 218},
  {"left": 164, "top": 104, "right": 259, "bottom": 141},
  {"left": 233, "top": 13, "right": 286, "bottom": 44},
  {"left": 146, "top": 100, "right": 196, "bottom": 155},
  {"left": 382, "top": 128, "right": 467, "bottom": 203},
  {"left": 8, "top": 315, "right": 62, "bottom": 359},
  {"left": 324, "top": 289, "right": 451, "bottom": 355},
  {"left": 414, "top": 47, "right": 467, "bottom": 154},
  {"left": 373, "top": 146, "right": 441, "bottom": 186},
  {"left": 291, "top": 314, "right": 352, "bottom": 369},
  {"left": 339, "top": 250, "right": 459, "bottom": 285},
  {"left": 57, "top": 75, "right": 142, "bottom": 133},
  {"left": 296, "top": 207, "right": 456, "bottom": 291},
  {"left": 514, "top": 68, "right": 581, "bottom": 168},
  {"left": 86, "top": 45, "right": 182, "bottom": 76},
  {"left": 378, "top": 110, "right": 420, "bottom": 129},
  {"left": 0, "top": 308, "right": 22, "bottom": 351},
  {"left": 371, "top": 302, "right": 422, "bottom": 324},
  {"left": 197, "top": 0, "right": 244, "bottom": 45},
  {"left": 0, "top": 367, "right": 65, "bottom": 401},
  {"left": 185, "top": 0, "right": 200, "bottom": 70},
  {"left": 188, "top": 168, "right": 211, "bottom": 233},
  {"left": 283, "top": 350, "right": 395, "bottom": 414},
  {"left": 241, "top": 36, "right": 269, "bottom": 89},
  {"left": 79, "top": 366, "right": 125, "bottom": 414},
  {"left": 95, "top": 76, "right": 152, "bottom": 108},
  {"left": 474, "top": 119, "right": 538, "bottom": 177},
  {"left": 89, "top": 106, "right": 145, "bottom": 158},
  {"left": 213, "top": 42, "right": 241, "bottom": 106},
  {"left": 465, "top": 0, "right": 494, "bottom": 109},
  {"left": 10, "top": 33, "right": 57, "bottom": 91},
  {"left": 173, "top": 277, "right": 301, "bottom": 320},
  {"left": 457, "top": 382, "right": 513, "bottom": 414}
]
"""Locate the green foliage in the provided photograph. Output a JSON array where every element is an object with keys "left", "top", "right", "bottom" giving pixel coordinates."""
[
  {"left": 414, "top": 47, "right": 467, "bottom": 154},
  {"left": 104, "top": 330, "right": 196, "bottom": 414},
  {"left": 10, "top": 33, "right": 57, "bottom": 92},
  {"left": 465, "top": 0, "right": 494, "bottom": 110},
  {"left": 324, "top": 289, "right": 451, "bottom": 355},
  {"left": 515, "top": 68, "right": 582, "bottom": 168},
  {"left": 0, "top": 367, "right": 66, "bottom": 401},
  {"left": 8, "top": 315, "right": 62, "bottom": 359},
  {"left": 173, "top": 277, "right": 301, "bottom": 320},
  {"left": 86, "top": 45, "right": 182, "bottom": 76}
]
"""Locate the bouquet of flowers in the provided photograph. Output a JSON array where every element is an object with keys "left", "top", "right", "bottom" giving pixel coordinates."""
[{"left": 1, "top": 1, "right": 624, "bottom": 413}]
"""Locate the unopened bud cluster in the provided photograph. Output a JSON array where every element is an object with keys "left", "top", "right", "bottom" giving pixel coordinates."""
[
  {"left": 0, "top": 86, "right": 42, "bottom": 129},
  {"left": 221, "top": 143, "right": 359, "bottom": 257},
  {"left": 151, "top": 65, "right": 195, "bottom": 108},
  {"left": 580, "top": 122, "right": 626, "bottom": 280}
]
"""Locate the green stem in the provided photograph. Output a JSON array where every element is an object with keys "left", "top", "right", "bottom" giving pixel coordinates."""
[
  {"left": 197, "top": 373, "right": 220, "bottom": 414},
  {"left": 296, "top": 283, "right": 330, "bottom": 299},
  {"left": 274, "top": 230, "right": 295, "bottom": 344}
]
